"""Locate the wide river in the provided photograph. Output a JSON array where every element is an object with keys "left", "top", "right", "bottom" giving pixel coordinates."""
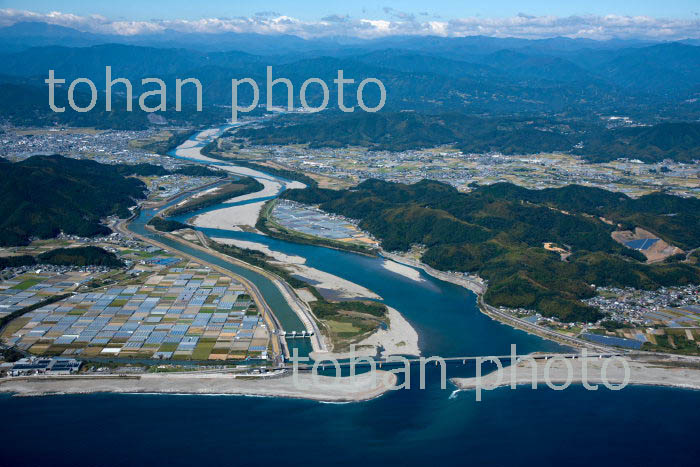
[{"left": 3, "top": 128, "right": 698, "bottom": 466}]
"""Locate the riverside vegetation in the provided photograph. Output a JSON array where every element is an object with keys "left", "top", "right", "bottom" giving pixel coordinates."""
[{"left": 165, "top": 177, "right": 264, "bottom": 216}]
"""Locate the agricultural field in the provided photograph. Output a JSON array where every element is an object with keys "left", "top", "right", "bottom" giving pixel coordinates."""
[
  {"left": 0, "top": 271, "right": 95, "bottom": 319},
  {"left": 1, "top": 263, "right": 270, "bottom": 361}
]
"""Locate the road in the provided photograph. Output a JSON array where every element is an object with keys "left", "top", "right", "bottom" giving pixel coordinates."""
[
  {"left": 382, "top": 249, "right": 612, "bottom": 352},
  {"left": 478, "top": 295, "right": 613, "bottom": 353},
  {"left": 195, "top": 227, "right": 325, "bottom": 352},
  {"left": 115, "top": 218, "right": 290, "bottom": 364}
]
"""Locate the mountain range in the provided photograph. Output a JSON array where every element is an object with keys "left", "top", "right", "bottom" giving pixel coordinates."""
[{"left": 0, "top": 21, "right": 697, "bottom": 150}]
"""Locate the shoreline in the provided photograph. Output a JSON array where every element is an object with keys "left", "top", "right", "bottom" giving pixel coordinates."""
[
  {"left": 380, "top": 259, "right": 425, "bottom": 282},
  {"left": 0, "top": 371, "right": 398, "bottom": 402},
  {"left": 380, "top": 250, "right": 486, "bottom": 295},
  {"left": 451, "top": 354, "right": 700, "bottom": 393},
  {"left": 380, "top": 250, "right": 609, "bottom": 350}
]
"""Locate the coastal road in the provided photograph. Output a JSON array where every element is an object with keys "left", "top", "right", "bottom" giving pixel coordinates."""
[
  {"left": 382, "top": 250, "right": 611, "bottom": 352},
  {"left": 478, "top": 296, "right": 613, "bottom": 353}
]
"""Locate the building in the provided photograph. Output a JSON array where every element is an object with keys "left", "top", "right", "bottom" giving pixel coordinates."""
[{"left": 9, "top": 357, "right": 82, "bottom": 376}]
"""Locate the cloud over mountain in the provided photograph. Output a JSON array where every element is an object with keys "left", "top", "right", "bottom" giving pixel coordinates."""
[{"left": 0, "top": 8, "right": 698, "bottom": 40}]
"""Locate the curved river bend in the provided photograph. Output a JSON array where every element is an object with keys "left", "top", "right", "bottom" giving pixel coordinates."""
[{"left": 3, "top": 127, "right": 698, "bottom": 467}]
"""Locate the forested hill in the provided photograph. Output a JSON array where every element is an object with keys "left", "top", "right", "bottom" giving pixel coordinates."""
[
  {"left": 235, "top": 113, "right": 700, "bottom": 163},
  {"left": 282, "top": 179, "right": 700, "bottom": 322},
  {"left": 235, "top": 112, "right": 576, "bottom": 153},
  {"left": 0, "top": 246, "right": 124, "bottom": 269},
  {"left": 574, "top": 122, "right": 700, "bottom": 163},
  {"left": 0, "top": 155, "right": 148, "bottom": 246},
  {"left": 37, "top": 246, "right": 124, "bottom": 268}
]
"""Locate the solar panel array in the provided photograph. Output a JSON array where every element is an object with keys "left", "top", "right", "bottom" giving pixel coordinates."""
[{"left": 581, "top": 333, "right": 643, "bottom": 349}]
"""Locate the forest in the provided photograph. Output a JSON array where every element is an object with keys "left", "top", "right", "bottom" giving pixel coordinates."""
[
  {"left": 0, "top": 155, "right": 149, "bottom": 246},
  {"left": 282, "top": 179, "right": 700, "bottom": 322}
]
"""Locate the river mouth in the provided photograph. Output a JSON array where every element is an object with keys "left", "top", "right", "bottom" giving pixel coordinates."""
[
  {"left": 161, "top": 126, "right": 567, "bottom": 359},
  {"left": 4, "top": 128, "right": 700, "bottom": 467}
]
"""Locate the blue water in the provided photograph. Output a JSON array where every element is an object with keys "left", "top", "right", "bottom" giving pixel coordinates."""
[
  {"left": 2, "top": 127, "right": 698, "bottom": 466},
  {"left": 3, "top": 384, "right": 699, "bottom": 466}
]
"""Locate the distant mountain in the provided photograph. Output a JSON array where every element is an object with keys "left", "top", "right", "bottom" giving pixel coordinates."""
[
  {"left": 0, "top": 81, "right": 151, "bottom": 129},
  {"left": 0, "top": 22, "right": 660, "bottom": 55},
  {"left": 353, "top": 35, "right": 655, "bottom": 59},
  {"left": 0, "top": 21, "right": 345, "bottom": 55},
  {"left": 0, "top": 155, "right": 148, "bottom": 245},
  {"left": 599, "top": 43, "right": 700, "bottom": 96},
  {"left": 0, "top": 75, "right": 231, "bottom": 129},
  {"left": 681, "top": 38, "right": 700, "bottom": 47},
  {"left": 354, "top": 49, "right": 498, "bottom": 80},
  {"left": 0, "top": 21, "right": 111, "bottom": 52},
  {"left": 0, "top": 26, "right": 697, "bottom": 122},
  {"left": 0, "top": 45, "right": 544, "bottom": 113},
  {"left": 0, "top": 44, "right": 206, "bottom": 80}
]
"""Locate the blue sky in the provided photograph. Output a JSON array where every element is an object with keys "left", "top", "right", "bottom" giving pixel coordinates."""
[
  {"left": 1, "top": 2, "right": 698, "bottom": 39},
  {"left": 4, "top": 1, "right": 699, "bottom": 21}
]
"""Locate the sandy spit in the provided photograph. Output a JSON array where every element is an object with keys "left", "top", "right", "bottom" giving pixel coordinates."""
[
  {"left": 451, "top": 355, "right": 700, "bottom": 392},
  {"left": 0, "top": 371, "right": 397, "bottom": 402},
  {"left": 211, "top": 237, "right": 380, "bottom": 300},
  {"left": 359, "top": 306, "right": 420, "bottom": 358},
  {"left": 381, "top": 251, "right": 486, "bottom": 295},
  {"left": 210, "top": 239, "right": 420, "bottom": 359},
  {"left": 228, "top": 178, "right": 281, "bottom": 202},
  {"left": 193, "top": 201, "right": 265, "bottom": 230},
  {"left": 381, "top": 260, "right": 424, "bottom": 282}
]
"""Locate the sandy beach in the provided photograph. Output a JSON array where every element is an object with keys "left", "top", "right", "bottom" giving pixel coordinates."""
[
  {"left": 286, "top": 264, "right": 381, "bottom": 300},
  {"left": 0, "top": 370, "right": 397, "bottom": 402},
  {"left": 451, "top": 354, "right": 700, "bottom": 393},
  {"left": 355, "top": 306, "right": 420, "bottom": 357}
]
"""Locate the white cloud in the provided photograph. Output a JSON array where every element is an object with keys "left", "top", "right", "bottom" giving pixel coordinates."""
[{"left": 0, "top": 8, "right": 698, "bottom": 40}]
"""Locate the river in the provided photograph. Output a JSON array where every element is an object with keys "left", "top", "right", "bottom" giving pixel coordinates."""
[{"left": 2, "top": 126, "right": 698, "bottom": 467}]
